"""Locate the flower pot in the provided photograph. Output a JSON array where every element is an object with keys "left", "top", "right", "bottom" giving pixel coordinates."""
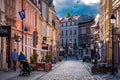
[
  {"left": 49, "top": 62, "right": 52, "bottom": 70},
  {"left": 45, "top": 63, "right": 50, "bottom": 72}
]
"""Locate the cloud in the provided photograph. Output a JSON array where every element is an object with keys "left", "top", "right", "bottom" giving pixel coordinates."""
[
  {"left": 80, "top": 0, "right": 100, "bottom": 5},
  {"left": 54, "top": 0, "right": 100, "bottom": 18}
]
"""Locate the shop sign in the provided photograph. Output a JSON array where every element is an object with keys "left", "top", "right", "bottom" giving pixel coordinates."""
[
  {"left": 0, "top": 26, "right": 11, "bottom": 38},
  {"left": 42, "top": 43, "right": 48, "bottom": 50}
]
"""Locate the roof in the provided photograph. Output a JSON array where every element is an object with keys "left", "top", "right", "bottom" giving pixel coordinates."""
[
  {"left": 61, "top": 15, "right": 80, "bottom": 22},
  {"left": 60, "top": 15, "right": 94, "bottom": 23}
]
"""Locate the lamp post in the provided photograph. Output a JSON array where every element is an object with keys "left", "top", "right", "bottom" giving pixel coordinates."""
[
  {"left": 110, "top": 14, "right": 116, "bottom": 75},
  {"left": 21, "top": 0, "right": 24, "bottom": 51}
]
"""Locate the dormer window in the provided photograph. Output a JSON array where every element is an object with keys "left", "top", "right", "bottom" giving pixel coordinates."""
[{"left": 63, "top": 23, "right": 66, "bottom": 26}]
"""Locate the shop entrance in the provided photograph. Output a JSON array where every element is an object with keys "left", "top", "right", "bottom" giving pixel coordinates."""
[{"left": 0, "top": 26, "right": 11, "bottom": 70}]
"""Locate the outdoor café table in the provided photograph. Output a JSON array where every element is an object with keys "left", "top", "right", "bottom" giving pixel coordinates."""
[{"left": 34, "top": 62, "right": 46, "bottom": 71}]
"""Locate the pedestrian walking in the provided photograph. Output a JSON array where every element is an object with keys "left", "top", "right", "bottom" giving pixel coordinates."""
[
  {"left": 65, "top": 54, "right": 67, "bottom": 60},
  {"left": 11, "top": 49, "right": 18, "bottom": 71},
  {"left": 18, "top": 51, "right": 26, "bottom": 65},
  {"left": 76, "top": 54, "right": 79, "bottom": 61}
]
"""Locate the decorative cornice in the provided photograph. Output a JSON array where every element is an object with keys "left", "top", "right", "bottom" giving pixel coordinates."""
[{"left": 26, "top": 0, "right": 41, "bottom": 15}]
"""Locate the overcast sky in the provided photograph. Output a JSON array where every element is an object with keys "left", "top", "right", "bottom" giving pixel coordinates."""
[{"left": 54, "top": 0, "right": 100, "bottom": 18}]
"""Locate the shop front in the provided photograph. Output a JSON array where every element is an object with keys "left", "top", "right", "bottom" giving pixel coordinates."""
[{"left": 0, "top": 26, "right": 11, "bottom": 71}]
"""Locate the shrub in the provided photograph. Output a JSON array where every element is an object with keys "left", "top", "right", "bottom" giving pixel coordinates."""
[
  {"left": 30, "top": 53, "right": 38, "bottom": 63},
  {"left": 45, "top": 53, "right": 51, "bottom": 63},
  {"left": 30, "top": 55, "right": 35, "bottom": 63},
  {"left": 33, "top": 53, "right": 38, "bottom": 62}
]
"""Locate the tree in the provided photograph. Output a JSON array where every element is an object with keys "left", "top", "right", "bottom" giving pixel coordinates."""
[{"left": 66, "top": 12, "right": 71, "bottom": 18}]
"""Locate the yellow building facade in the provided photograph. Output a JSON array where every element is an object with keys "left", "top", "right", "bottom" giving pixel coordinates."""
[
  {"left": 37, "top": 14, "right": 43, "bottom": 62},
  {"left": 100, "top": 0, "right": 112, "bottom": 63},
  {"left": 112, "top": 0, "right": 120, "bottom": 67},
  {"left": 47, "top": 7, "right": 55, "bottom": 57}
]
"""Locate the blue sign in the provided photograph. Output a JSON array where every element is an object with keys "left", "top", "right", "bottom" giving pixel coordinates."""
[{"left": 19, "top": 10, "right": 25, "bottom": 20}]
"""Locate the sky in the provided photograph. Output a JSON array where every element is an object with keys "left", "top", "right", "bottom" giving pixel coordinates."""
[{"left": 54, "top": 0, "right": 100, "bottom": 18}]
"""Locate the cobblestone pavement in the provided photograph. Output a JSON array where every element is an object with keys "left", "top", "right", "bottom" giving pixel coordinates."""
[
  {"left": 83, "top": 62, "right": 120, "bottom": 80},
  {"left": 2, "top": 59, "right": 119, "bottom": 80},
  {"left": 0, "top": 61, "right": 63, "bottom": 80},
  {"left": 37, "top": 60, "right": 95, "bottom": 80},
  {"left": 7, "top": 71, "right": 47, "bottom": 80}
]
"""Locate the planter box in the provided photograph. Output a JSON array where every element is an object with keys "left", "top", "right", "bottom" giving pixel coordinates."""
[
  {"left": 45, "top": 62, "right": 52, "bottom": 72},
  {"left": 91, "top": 66, "right": 115, "bottom": 73},
  {"left": 31, "top": 62, "right": 45, "bottom": 71}
]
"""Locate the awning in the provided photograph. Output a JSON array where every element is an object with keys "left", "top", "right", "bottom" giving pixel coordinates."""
[{"left": 20, "top": 44, "right": 49, "bottom": 52}]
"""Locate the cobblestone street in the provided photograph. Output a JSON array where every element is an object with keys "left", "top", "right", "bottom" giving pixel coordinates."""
[
  {"left": 1, "top": 59, "right": 120, "bottom": 80},
  {"left": 37, "top": 60, "right": 95, "bottom": 80},
  {"left": 0, "top": 59, "right": 95, "bottom": 80},
  {"left": 83, "top": 62, "right": 120, "bottom": 80}
]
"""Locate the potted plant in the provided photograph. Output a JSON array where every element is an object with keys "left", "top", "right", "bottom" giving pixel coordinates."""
[
  {"left": 30, "top": 55, "right": 35, "bottom": 64},
  {"left": 45, "top": 53, "right": 52, "bottom": 71},
  {"left": 30, "top": 53, "right": 38, "bottom": 70}
]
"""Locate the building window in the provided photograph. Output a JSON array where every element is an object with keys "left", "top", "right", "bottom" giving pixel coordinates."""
[
  {"left": 67, "top": 22, "right": 70, "bottom": 26},
  {"left": 81, "top": 28, "right": 86, "bottom": 34},
  {"left": 63, "top": 23, "right": 66, "bottom": 26},
  {"left": 72, "top": 22, "right": 74, "bottom": 25},
  {"left": 66, "top": 30, "right": 68, "bottom": 35},
  {"left": 70, "top": 30, "right": 72, "bottom": 35},
  {"left": 62, "top": 39, "right": 63, "bottom": 46},
  {"left": 74, "top": 21, "right": 76, "bottom": 25},
  {"left": 61, "top": 23, "right": 63, "bottom": 27},
  {"left": 74, "top": 30, "right": 76, "bottom": 35},
  {"left": 74, "top": 38, "right": 76, "bottom": 44},
  {"left": 66, "top": 39, "right": 68, "bottom": 44},
  {"left": 62, "top": 31, "right": 63, "bottom": 36},
  {"left": 76, "top": 21, "right": 78, "bottom": 25},
  {"left": 70, "top": 22, "right": 72, "bottom": 26},
  {"left": 52, "top": 20, "right": 55, "bottom": 27}
]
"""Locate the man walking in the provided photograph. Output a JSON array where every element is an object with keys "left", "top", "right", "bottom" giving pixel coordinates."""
[
  {"left": 11, "top": 49, "right": 18, "bottom": 71},
  {"left": 76, "top": 53, "right": 79, "bottom": 61}
]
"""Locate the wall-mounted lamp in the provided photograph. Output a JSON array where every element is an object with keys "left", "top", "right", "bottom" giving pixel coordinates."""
[{"left": 13, "top": 34, "right": 22, "bottom": 42}]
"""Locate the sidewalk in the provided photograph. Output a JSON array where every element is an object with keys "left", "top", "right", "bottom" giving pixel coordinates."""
[
  {"left": 83, "top": 62, "right": 120, "bottom": 80},
  {"left": 0, "top": 61, "right": 64, "bottom": 80}
]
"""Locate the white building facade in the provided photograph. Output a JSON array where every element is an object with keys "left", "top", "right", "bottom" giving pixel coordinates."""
[
  {"left": 60, "top": 15, "right": 94, "bottom": 57},
  {"left": 60, "top": 16, "right": 79, "bottom": 56}
]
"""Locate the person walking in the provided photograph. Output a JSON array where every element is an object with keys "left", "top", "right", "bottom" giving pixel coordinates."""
[
  {"left": 11, "top": 49, "right": 18, "bottom": 71},
  {"left": 18, "top": 51, "right": 26, "bottom": 65},
  {"left": 76, "top": 54, "right": 79, "bottom": 61},
  {"left": 65, "top": 54, "right": 67, "bottom": 60}
]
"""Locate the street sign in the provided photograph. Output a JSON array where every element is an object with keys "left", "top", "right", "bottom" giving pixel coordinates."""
[{"left": 19, "top": 10, "right": 25, "bottom": 20}]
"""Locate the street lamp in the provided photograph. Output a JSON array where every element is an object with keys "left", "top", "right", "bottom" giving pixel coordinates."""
[{"left": 110, "top": 14, "right": 116, "bottom": 75}]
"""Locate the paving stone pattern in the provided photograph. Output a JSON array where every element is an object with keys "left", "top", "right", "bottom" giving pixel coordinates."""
[{"left": 37, "top": 60, "right": 95, "bottom": 80}]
